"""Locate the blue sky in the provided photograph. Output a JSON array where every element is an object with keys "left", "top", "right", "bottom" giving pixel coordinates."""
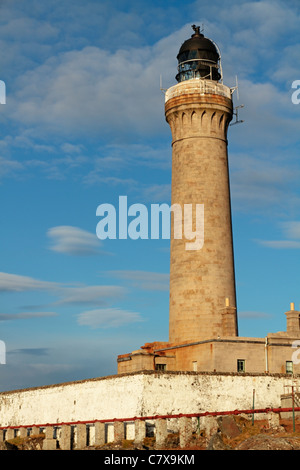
[{"left": 0, "top": 0, "right": 300, "bottom": 391}]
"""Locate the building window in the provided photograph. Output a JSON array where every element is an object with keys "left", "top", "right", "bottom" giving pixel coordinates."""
[
  {"left": 155, "top": 364, "right": 166, "bottom": 371},
  {"left": 192, "top": 361, "right": 198, "bottom": 372},
  {"left": 286, "top": 361, "right": 293, "bottom": 374},
  {"left": 237, "top": 359, "right": 245, "bottom": 373}
]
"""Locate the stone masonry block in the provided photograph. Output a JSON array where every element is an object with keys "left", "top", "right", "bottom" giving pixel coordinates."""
[
  {"left": 134, "top": 419, "right": 146, "bottom": 446},
  {"left": 43, "top": 438, "right": 57, "bottom": 450},
  {"left": 5, "top": 428, "right": 14, "bottom": 441},
  {"left": 179, "top": 417, "right": 193, "bottom": 448},
  {"left": 200, "top": 416, "right": 219, "bottom": 437},
  {"left": 60, "top": 425, "right": 71, "bottom": 450},
  {"left": 44, "top": 426, "right": 54, "bottom": 439},
  {"left": 114, "top": 421, "right": 124, "bottom": 444},
  {"left": 76, "top": 423, "right": 87, "bottom": 449},
  {"left": 31, "top": 426, "right": 39, "bottom": 435},
  {"left": 19, "top": 427, "right": 27, "bottom": 438},
  {"left": 155, "top": 419, "right": 168, "bottom": 449},
  {"left": 268, "top": 412, "right": 280, "bottom": 428},
  {"left": 94, "top": 422, "right": 105, "bottom": 447}
]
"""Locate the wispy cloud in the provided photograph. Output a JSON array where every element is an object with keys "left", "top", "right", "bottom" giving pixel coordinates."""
[
  {"left": 109, "top": 270, "right": 170, "bottom": 291},
  {"left": 0, "top": 271, "right": 127, "bottom": 308},
  {"left": 83, "top": 174, "right": 138, "bottom": 188},
  {"left": 256, "top": 221, "right": 300, "bottom": 249},
  {"left": 0, "top": 312, "right": 57, "bottom": 321},
  {"left": 257, "top": 240, "right": 300, "bottom": 249},
  {"left": 7, "top": 45, "right": 164, "bottom": 139},
  {"left": 281, "top": 222, "right": 300, "bottom": 240},
  {"left": 77, "top": 307, "right": 143, "bottom": 329},
  {"left": 0, "top": 272, "right": 61, "bottom": 292},
  {"left": 4, "top": 17, "right": 182, "bottom": 141},
  {"left": 2, "top": 4, "right": 299, "bottom": 218},
  {"left": 8, "top": 348, "right": 51, "bottom": 356},
  {"left": 142, "top": 184, "right": 171, "bottom": 203},
  {"left": 0, "top": 138, "right": 89, "bottom": 182},
  {"left": 61, "top": 143, "right": 84, "bottom": 154},
  {"left": 55, "top": 285, "right": 126, "bottom": 306},
  {"left": 82, "top": 143, "right": 171, "bottom": 187},
  {"left": 230, "top": 153, "right": 300, "bottom": 215},
  {"left": 0, "top": 156, "right": 24, "bottom": 180},
  {"left": 47, "top": 226, "right": 101, "bottom": 256}
]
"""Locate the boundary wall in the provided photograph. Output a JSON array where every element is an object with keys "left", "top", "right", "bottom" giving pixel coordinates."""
[{"left": 0, "top": 371, "right": 298, "bottom": 438}]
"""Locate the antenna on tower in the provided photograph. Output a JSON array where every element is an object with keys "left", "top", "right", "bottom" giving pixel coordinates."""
[
  {"left": 230, "top": 76, "right": 245, "bottom": 126},
  {"left": 160, "top": 74, "right": 167, "bottom": 94},
  {"left": 230, "top": 105, "right": 245, "bottom": 126},
  {"left": 230, "top": 75, "right": 239, "bottom": 97}
]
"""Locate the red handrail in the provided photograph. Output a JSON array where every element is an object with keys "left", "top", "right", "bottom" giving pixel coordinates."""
[{"left": 0, "top": 406, "right": 299, "bottom": 430}]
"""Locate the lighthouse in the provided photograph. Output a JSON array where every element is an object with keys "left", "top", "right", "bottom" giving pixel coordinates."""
[
  {"left": 117, "top": 26, "right": 300, "bottom": 375},
  {"left": 165, "top": 25, "right": 238, "bottom": 344}
]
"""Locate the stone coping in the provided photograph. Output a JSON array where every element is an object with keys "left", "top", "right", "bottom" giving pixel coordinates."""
[
  {"left": 165, "top": 78, "right": 232, "bottom": 102},
  {"left": 1, "top": 369, "right": 299, "bottom": 396}
]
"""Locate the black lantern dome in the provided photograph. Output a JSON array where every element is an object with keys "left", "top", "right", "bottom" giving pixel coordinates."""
[{"left": 176, "top": 25, "right": 221, "bottom": 83}]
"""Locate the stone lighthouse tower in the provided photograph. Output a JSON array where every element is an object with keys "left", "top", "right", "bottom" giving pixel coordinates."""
[
  {"left": 165, "top": 25, "right": 238, "bottom": 344},
  {"left": 118, "top": 26, "right": 300, "bottom": 375}
]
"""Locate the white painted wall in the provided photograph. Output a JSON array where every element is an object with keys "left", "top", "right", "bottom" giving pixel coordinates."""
[
  {"left": 0, "top": 372, "right": 295, "bottom": 428},
  {"left": 0, "top": 373, "right": 144, "bottom": 427}
]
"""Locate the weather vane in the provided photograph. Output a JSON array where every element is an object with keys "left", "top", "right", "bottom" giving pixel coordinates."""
[{"left": 191, "top": 24, "right": 204, "bottom": 35}]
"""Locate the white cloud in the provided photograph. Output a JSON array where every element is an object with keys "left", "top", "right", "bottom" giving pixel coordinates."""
[
  {"left": 0, "top": 272, "right": 60, "bottom": 292},
  {"left": 4, "top": 21, "right": 182, "bottom": 141},
  {"left": 228, "top": 79, "right": 300, "bottom": 153},
  {"left": 0, "top": 271, "right": 126, "bottom": 308},
  {"left": 2, "top": 0, "right": 300, "bottom": 146},
  {"left": 83, "top": 173, "right": 138, "bottom": 188},
  {"left": 82, "top": 143, "right": 171, "bottom": 188},
  {"left": 0, "top": 312, "right": 57, "bottom": 321},
  {"left": 281, "top": 221, "right": 300, "bottom": 240},
  {"left": 7, "top": 46, "right": 158, "bottom": 138},
  {"left": 257, "top": 240, "right": 300, "bottom": 249},
  {"left": 0, "top": 16, "right": 58, "bottom": 42},
  {"left": 110, "top": 270, "right": 170, "bottom": 291},
  {"left": 61, "top": 143, "right": 84, "bottom": 154},
  {"left": 47, "top": 226, "right": 101, "bottom": 256},
  {"left": 255, "top": 221, "right": 300, "bottom": 249},
  {"left": 56, "top": 285, "right": 126, "bottom": 306},
  {"left": 198, "top": 0, "right": 300, "bottom": 78},
  {"left": 2, "top": 3, "right": 299, "bottom": 214},
  {"left": 77, "top": 308, "right": 142, "bottom": 329},
  {"left": 0, "top": 156, "right": 24, "bottom": 180},
  {"left": 229, "top": 152, "right": 300, "bottom": 214},
  {"left": 142, "top": 184, "right": 171, "bottom": 203}
]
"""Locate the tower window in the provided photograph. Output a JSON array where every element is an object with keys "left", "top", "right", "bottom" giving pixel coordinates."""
[
  {"left": 237, "top": 359, "right": 245, "bottom": 373},
  {"left": 286, "top": 361, "right": 293, "bottom": 374},
  {"left": 155, "top": 364, "right": 166, "bottom": 371}
]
